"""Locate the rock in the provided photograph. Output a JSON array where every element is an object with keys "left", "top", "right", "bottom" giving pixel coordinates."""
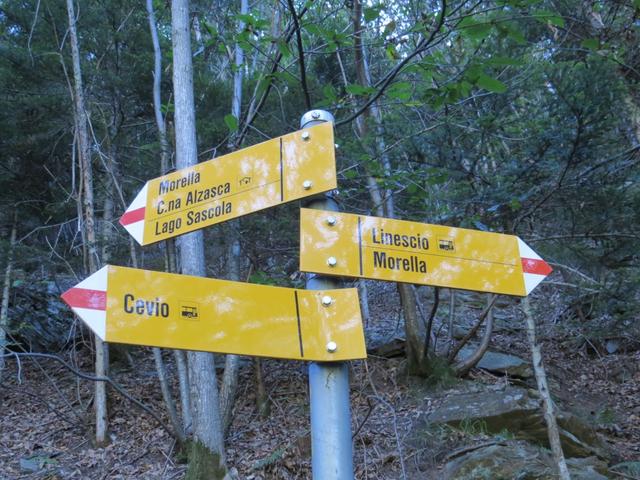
[
  {"left": 456, "top": 344, "right": 533, "bottom": 378},
  {"left": 369, "top": 339, "right": 534, "bottom": 379},
  {"left": 440, "top": 440, "right": 608, "bottom": 479},
  {"left": 367, "top": 337, "right": 405, "bottom": 357},
  {"left": 412, "top": 384, "right": 609, "bottom": 459},
  {"left": 7, "top": 278, "right": 76, "bottom": 352}
]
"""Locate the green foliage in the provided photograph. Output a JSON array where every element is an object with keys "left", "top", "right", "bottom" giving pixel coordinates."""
[{"left": 223, "top": 114, "right": 239, "bottom": 133}]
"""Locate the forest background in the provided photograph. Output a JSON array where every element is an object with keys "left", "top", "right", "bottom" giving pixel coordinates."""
[{"left": 0, "top": 0, "right": 639, "bottom": 478}]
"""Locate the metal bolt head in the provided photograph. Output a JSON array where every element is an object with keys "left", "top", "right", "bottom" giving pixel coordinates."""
[
  {"left": 303, "top": 180, "right": 313, "bottom": 190},
  {"left": 300, "top": 110, "right": 335, "bottom": 128},
  {"left": 327, "top": 256, "right": 337, "bottom": 267},
  {"left": 301, "top": 131, "right": 311, "bottom": 141},
  {"left": 326, "top": 216, "right": 337, "bottom": 226},
  {"left": 321, "top": 295, "right": 333, "bottom": 306},
  {"left": 326, "top": 341, "right": 337, "bottom": 353}
]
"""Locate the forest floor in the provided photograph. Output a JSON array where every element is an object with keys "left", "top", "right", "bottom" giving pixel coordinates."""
[{"left": 1, "top": 283, "right": 639, "bottom": 479}]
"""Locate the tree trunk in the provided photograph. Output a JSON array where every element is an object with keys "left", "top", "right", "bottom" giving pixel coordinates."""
[
  {"left": 522, "top": 297, "right": 571, "bottom": 480},
  {"left": 153, "top": 347, "right": 186, "bottom": 442},
  {"left": 0, "top": 211, "right": 17, "bottom": 382},
  {"left": 219, "top": 0, "right": 249, "bottom": 437},
  {"left": 65, "top": 0, "right": 107, "bottom": 446},
  {"left": 170, "top": 0, "right": 226, "bottom": 476},
  {"left": 146, "top": 0, "right": 191, "bottom": 440},
  {"left": 454, "top": 294, "right": 495, "bottom": 376},
  {"left": 352, "top": 0, "right": 424, "bottom": 375}
]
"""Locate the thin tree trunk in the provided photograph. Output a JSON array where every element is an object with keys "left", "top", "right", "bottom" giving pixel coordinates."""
[
  {"left": 358, "top": 279, "right": 371, "bottom": 326},
  {"left": 175, "top": 349, "right": 193, "bottom": 434},
  {"left": 0, "top": 211, "right": 17, "bottom": 381},
  {"left": 65, "top": 0, "right": 107, "bottom": 446},
  {"left": 100, "top": 174, "right": 114, "bottom": 265},
  {"left": 522, "top": 297, "right": 571, "bottom": 480},
  {"left": 446, "top": 289, "right": 456, "bottom": 358},
  {"left": 153, "top": 348, "right": 186, "bottom": 442},
  {"left": 254, "top": 358, "right": 270, "bottom": 418},
  {"left": 146, "top": 0, "right": 191, "bottom": 439},
  {"left": 219, "top": 0, "right": 249, "bottom": 437},
  {"left": 352, "top": 0, "right": 423, "bottom": 374},
  {"left": 454, "top": 294, "right": 495, "bottom": 376},
  {"left": 171, "top": 0, "right": 226, "bottom": 476}
]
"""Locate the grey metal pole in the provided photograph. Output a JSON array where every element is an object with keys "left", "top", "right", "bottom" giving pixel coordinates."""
[{"left": 301, "top": 110, "right": 355, "bottom": 480}]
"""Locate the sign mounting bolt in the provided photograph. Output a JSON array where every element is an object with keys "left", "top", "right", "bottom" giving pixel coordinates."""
[
  {"left": 303, "top": 180, "right": 313, "bottom": 190},
  {"left": 321, "top": 295, "right": 333, "bottom": 306},
  {"left": 326, "top": 216, "right": 337, "bottom": 226},
  {"left": 326, "top": 341, "right": 337, "bottom": 353},
  {"left": 327, "top": 256, "right": 337, "bottom": 267},
  {"left": 302, "top": 131, "right": 311, "bottom": 141}
]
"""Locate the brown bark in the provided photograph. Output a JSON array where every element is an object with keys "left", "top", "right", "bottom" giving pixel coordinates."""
[
  {"left": 65, "top": 0, "right": 107, "bottom": 446},
  {"left": 171, "top": 0, "right": 226, "bottom": 475},
  {"left": 0, "top": 211, "right": 17, "bottom": 381},
  {"left": 523, "top": 297, "right": 571, "bottom": 480}
]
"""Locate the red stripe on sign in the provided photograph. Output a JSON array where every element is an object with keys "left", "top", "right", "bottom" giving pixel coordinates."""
[
  {"left": 61, "top": 288, "right": 107, "bottom": 311},
  {"left": 521, "top": 258, "right": 552, "bottom": 276},
  {"left": 119, "top": 207, "right": 145, "bottom": 226}
]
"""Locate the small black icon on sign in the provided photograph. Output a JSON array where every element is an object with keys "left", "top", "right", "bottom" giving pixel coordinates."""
[
  {"left": 438, "top": 238, "right": 455, "bottom": 252},
  {"left": 239, "top": 176, "right": 252, "bottom": 186},
  {"left": 181, "top": 302, "right": 199, "bottom": 320}
]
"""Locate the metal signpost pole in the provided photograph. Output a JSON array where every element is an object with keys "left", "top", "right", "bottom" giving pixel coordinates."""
[{"left": 301, "top": 110, "right": 355, "bottom": 480}]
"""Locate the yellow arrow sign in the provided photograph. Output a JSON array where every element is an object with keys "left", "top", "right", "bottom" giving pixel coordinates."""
[
  {"left": 120, "top": 123, "right": 336, "bottom": 245},
  {"left": 61, "top": 265, "right": 366, "bottom": 361},
  {"left": 300, "top": 209, "right": 552, "bottom": 296}
]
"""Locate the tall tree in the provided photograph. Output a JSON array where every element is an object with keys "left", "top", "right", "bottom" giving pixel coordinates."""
[
  {"left": 170, "top": 0, "right": 226, "bottom": 477},
  {"left": 65, "top": 0, "right": 108, "bottom": 446}
]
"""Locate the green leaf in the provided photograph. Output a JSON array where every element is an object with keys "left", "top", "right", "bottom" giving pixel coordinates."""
[
  {"left": 458, "top": 17, "right": 493, "bottom": 41},
  {"left": 634, "top": 0, "right": 640, "bottom": 8},
  {"left": 364, "top": 6, "right": 382, "bottom": 22},
  {"left": 304, "top": 23, "right": 323, "bottom": 36},
  {"left": 224, "top": 114, "right": 238, "bottom": 133},
  {"left": 581, "top": 38, "right": 599, "bottom": 50},
  {"left": 276, "top": 39, "right": 292, "bottom": 58},
  {"left": 486, "top": 56, "right": 522, "bottom": 66},
  {"left": 476, "top": 74, "right": 507, "bottom": 93},
  {"left": 509, "top": 199, "right": 522, "bottom": 211},
  {"left": 385, "top": 44, "right": 400, "bottom": 60},
  {"left": 383, "top": 20, "right": 396, "bottom": 37},
  {"left": 322, "top": 84, "right": 337, "bottom": 103},
  {"left": 387, "top": 82, "right": 412, "bottom": 101},
  {"left": 236, "top": 13, "right": 256, "bottom": 25},
  {"left": 343, "top": 169, "right": 358, "bottom": 180},
  {"left": 532, "top": 10, "right": 565, "bottom": 27},
  {"left": 345, "top": 84, "right": 376, "bottom": 96},
  {"left": 496, "top": 23, "right": 527, "bottom": 45}
]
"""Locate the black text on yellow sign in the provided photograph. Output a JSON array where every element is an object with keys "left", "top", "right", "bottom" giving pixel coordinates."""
[
  {"left": 299, "top": 209, "right": 552, "bottom": 296},
  {"left": 120, "top": 123, "right": 336, "bottom": 245},
  {"left": 61, "top": 265, "right": 366, "bottom": 362}
]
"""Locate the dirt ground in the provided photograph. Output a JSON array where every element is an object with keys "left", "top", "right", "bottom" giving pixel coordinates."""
[{"left": 1, "top": 284, "right": 638, "bottom": 479}]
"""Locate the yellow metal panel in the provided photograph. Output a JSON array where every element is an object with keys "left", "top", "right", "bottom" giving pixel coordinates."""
[
  {"left": 300, "top": 209, "right": 528, "bottom": 296},
  {"left": 104, "top": 265, "right": 365, "bottom": 361},
  {"left": 139, "top": 122, "right": 335, "bottom": 245}
]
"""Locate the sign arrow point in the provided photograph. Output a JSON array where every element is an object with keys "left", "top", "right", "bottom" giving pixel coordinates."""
[
  {"left": 120, "top": 184, "right": 148, "bottom": 245},
  {"left": 61, "top": 266, "right": 109, "bottom": 340},
  {"left": 518, "top": 238, "right": 553, "bottom": 295}
]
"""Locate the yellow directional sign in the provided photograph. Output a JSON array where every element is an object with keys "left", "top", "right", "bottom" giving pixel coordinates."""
[
  {"left": 300, "top": 209, "right": 552, "bottom": 296},
  {"left": 61, "top": 265, "right": 366, "bottom": 361},
  {"left": 120, "top": 123, "right": 336, "bottom": 245}
]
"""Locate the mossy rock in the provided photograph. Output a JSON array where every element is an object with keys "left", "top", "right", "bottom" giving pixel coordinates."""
[{"left": 442, "top": 440, "right": 608, "bottom": 479}]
